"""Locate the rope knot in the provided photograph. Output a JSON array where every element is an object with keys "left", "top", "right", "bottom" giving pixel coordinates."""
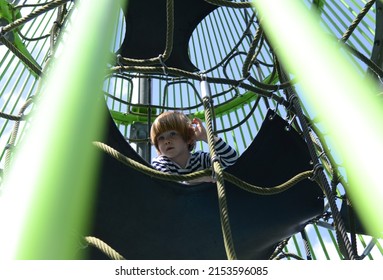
[
  {"left": 309, "top": 163, "right": 324, "bottom": 181},
  {"left": 210, "top": 155, "right": 220, "bottom": 181},
  {"left": 5, "top": 143, "right": 14, "bottom": 151},
  {"left": 116, "top": 54, "right": 124, "bottom": 73},
  {"left": 53, "top": 21, "right": 62, "bottom": 28},
  {"left": 287, "top": 94, "right": 298, "bottom": 111},
  {"left": 211, "top": 155, "right": 220, "bottom": 164},
  {"left": 158, "top": 54, "right": 168, "bottom": 75}
]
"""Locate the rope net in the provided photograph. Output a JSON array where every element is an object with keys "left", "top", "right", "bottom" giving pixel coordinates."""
[{"left": 0, "top": 0, "right": 382, "bottom": 259}]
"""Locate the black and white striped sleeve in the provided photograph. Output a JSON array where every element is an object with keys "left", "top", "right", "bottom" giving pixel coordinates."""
[{"left": 214, "top": 137, "right": 238, "bottom": 168}]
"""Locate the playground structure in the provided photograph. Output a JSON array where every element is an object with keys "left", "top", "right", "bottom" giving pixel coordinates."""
[{"left": 0, "top": 0, "right": 382, "bottom": 259}]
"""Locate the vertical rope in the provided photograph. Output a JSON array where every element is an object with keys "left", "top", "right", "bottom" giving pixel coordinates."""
[
  {"left": 4, "top": 97, "right": 34, "bottom": 173},
  {"left": 201, "top": 79, "right": 237, "bottom": 260},
  {"left": 300, "top": 230, "right": 312, "bottom": 260},
  {"left": 345, "top": 197, "right": 360, "bottom": 258},
  {"left": 119, "top": 0, "right": 174, "bottom": 65},
  {"left": 274, "top": 53, "right": 356, "bottom": 259},
  {"left": 341, "top": 0, "right": 376, "bottom": 43},
  {"left": 287, "top": 93, "right": 356, "bottom": 260},
  {"left": 0, "top": 36, "right": 42, "bottom": 76}
]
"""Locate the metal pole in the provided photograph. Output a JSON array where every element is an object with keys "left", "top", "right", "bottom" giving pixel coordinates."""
[{"left": 130, "top": 75, "right": 152, "bottom": 162}]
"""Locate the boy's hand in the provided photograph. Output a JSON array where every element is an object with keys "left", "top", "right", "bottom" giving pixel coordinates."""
[{"left": 192, "top": 118, "right": 208, "bottom": 142}]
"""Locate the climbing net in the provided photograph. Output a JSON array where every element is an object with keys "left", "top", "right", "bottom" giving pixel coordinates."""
[{"left": 0, "top": 0, "right": 383, "bottom": 260}]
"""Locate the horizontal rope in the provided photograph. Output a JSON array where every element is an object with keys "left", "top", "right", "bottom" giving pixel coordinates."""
[
  {"left": 93, "top": 141, "right": 315, "bottom": 195},
  {"left": 84, "top": 236, "right": 125, "bottom": 260}
]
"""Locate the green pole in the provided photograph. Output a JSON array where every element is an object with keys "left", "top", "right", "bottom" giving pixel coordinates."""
[
  {"left": 0, "top": 0, "right": 124, "bottom": 259},
  {"left": 252, "top": 1, "right": 383, "bottom": 236}
]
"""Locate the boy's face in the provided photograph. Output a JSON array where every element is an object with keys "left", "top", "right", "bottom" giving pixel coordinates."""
[{"left": 156, "top": 130, "right": 191, "bottom": 159}]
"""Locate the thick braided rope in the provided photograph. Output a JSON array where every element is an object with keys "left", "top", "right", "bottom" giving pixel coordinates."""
[
  {"left": 4, "top": 97, "right": 34, "bottom": 173},
  {"left": 49, "top": 1, "right": 66, "bottom": 56},
  {"left": 224, "top": 170, "right": 313, "bottom": 195},
  {"left": 84, "top": 236, "right": 126, "bottom": 260},
  {"left": 273, "top": 252, "right": 304, "bottom": 260},
  {"left": 341, "top": 0, "right": 375, "bottom": 42},
  {"left": 343, "top": 43, "right": 383, "bottom": 78},
  {"left": 161, "top": 0, "right": 174, "bottom": 60},
  {"left": 0, "top": 0, "right": 69, "bottom": 76},
  {"left": 285, "top": 91, "right": 356, "bottom": 259},
  {"left": 204, "top": 0, "right": 252, "bottom": 9},
  {"left": 94, "top": 141, "right": 315, "bottom": 195},
  {"left": 300, "top": 230, "right": 312, "bottom": 260},
  {"left": 0, "top": 111, "right": 24, "bottom": 121},
  {"left": 1, "top": 0, "right": 70, "bottom": 35},
  {"left": 119, "top": 0, "right": 174, "bottom": 66},
  {"left": 108, "top": 65, "right": 291, "bottom": 107},
  {"left": 203, "top": 97, "right": 237, "bottom": 260},
  {"left": 242, "top": 25, "right": 264, "bottom": 79},
  {"left": 275, "top": 56, "right": 355, "bottom": 260},
  {"left": 93, "top": 141, "right": 211, "bottom": 182},
  {"left": 269, "top": 239, "right": 289, "bottom": 260},
  {"left": 0, "top": 36, "right": 42, "bottom": 76}
]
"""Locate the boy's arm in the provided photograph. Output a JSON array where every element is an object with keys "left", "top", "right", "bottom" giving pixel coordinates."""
[
  {"left": 213, "top": 138, "right": 238, "bottom": 168},
  {"left": 192, "top": 118, "right": 238, "bottom": 168}
]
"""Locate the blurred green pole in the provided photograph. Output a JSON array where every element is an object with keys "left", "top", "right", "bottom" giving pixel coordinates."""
[
  {"left": 252, "top": 1, "right": 383, "bottom": 236},
  {"left": 0, "top": 0, "right": 124, "bottom": 259}
]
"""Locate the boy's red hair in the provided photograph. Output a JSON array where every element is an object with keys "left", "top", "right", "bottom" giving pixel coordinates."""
[{"left": 150, "top": 111, "right": 195, "bottom": 151}]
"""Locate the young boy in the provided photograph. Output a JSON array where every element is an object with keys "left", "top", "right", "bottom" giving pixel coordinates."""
[{"left": 150, "top": 111, "right": 238, "bottom": 183}]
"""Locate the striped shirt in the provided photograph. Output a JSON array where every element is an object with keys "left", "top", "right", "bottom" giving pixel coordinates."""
[{"left": 151, "top": 138, "right": 238, "bottom": 175}]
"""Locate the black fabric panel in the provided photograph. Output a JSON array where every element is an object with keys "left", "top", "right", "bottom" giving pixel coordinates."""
[
  {"left": 84, "top": 108, "right": 324, "bottom": 260},
  {"left": 118, "top": 0, "right": 217, "bottom": 72}
]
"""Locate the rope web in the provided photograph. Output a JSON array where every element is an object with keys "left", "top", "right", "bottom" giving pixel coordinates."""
[{"left": 0, "top": 0, "right": 382, "bottom": 260}]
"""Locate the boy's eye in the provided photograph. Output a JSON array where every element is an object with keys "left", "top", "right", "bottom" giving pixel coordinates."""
[{"left": 157, "top": 131, "right": 178, "bottom": 142}]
